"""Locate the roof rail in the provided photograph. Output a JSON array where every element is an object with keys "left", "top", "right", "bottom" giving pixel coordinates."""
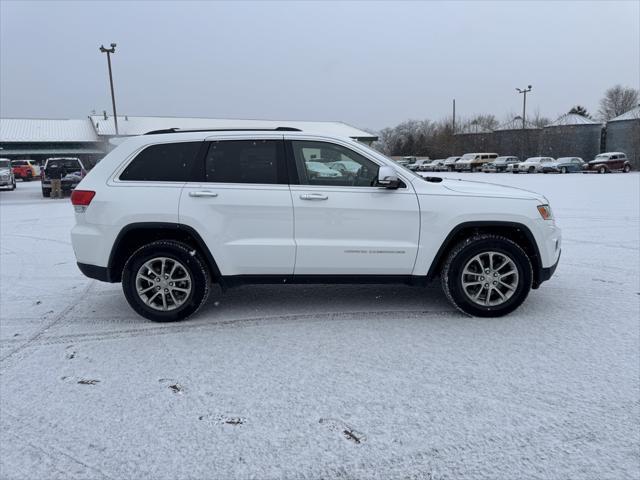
[{"left": 143, "top": 126, "right": 302, "bottom": 135}]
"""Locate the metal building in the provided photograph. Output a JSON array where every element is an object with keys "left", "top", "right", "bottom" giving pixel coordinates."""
[{"left": 605, "top": 106, "right": 640, "bottom": 168}]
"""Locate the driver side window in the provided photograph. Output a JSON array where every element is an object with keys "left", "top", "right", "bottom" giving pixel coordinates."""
[{"left": 291, "top": 140, "right": 379, "bottom": 187}]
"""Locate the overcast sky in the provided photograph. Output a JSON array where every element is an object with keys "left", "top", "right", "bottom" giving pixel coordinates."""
[{"left": 1, "top": 1, "right": 638, "bottom": 131}]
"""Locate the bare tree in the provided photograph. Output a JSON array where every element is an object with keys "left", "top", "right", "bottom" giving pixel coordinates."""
[
  {"left": 529, "top": 109, "right": 552, "bottom": 128},
  {"left": 598, "top": 85, "right": 639, "bottom": 121}
]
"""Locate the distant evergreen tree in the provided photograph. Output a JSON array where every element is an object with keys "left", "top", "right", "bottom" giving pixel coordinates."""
[{"left": 568, "top": 105, "right": 591, "bottom": 118}]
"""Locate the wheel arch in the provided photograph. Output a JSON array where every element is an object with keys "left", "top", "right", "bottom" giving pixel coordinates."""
[
  {"left": 107, "top": 222, "right": 221, "bottom": 283},
  {"left": 426, "top": 221, "right": 544, "bottom": 288}
]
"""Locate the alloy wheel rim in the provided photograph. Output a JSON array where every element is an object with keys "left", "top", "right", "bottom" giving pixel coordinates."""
[
  {"left": 135, "top": 257, "right": 192, "bottom": 311},
  {"left": 461, "top": 251, "right": 519, "bottom": 307}
]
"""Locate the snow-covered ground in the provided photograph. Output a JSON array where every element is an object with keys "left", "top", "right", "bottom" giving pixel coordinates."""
[{"left": 1, "top": 174, "right": 638, "bottom": 480}]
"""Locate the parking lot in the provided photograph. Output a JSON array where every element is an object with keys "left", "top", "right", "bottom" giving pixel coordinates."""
[{"left": 1, "top": 174, "right": 638, "bottom": 479}]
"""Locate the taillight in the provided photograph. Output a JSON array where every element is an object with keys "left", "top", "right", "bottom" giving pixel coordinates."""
[{"left": 71, "top": 190, "right": 95, "bottom": 210}]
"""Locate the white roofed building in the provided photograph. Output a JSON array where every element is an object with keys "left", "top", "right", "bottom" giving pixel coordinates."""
[
  {"left": 0, "top": 118, "right": 106, "bottom": 166},
  {"left": 0, "top": 115, "right": 378, "bottom": 167}
]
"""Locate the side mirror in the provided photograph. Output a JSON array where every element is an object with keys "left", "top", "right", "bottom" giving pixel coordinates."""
[{"left": 377, "top": 165, "right": 400, "bottom": 189}]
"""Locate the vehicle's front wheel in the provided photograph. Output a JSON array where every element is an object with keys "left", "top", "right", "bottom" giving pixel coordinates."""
[
  {"left": 122, "top": 240, "right": 211, "bottom": 322},
  {"left": 441, "top": 234, "right": 532, "bottom": 317},
  {"left": 598, "top": 166, "right": 606, "bottom": 174},
  {"left": 560, "top": 167, "right": 567, "bottom": 174}
]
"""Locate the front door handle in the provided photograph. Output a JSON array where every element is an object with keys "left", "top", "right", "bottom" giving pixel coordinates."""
[
  {"left": 300, "top": 193, "right": 328, "bottom": 201},
  {"left": 189, "top": 191, "right": 218, "bottom": 198}
]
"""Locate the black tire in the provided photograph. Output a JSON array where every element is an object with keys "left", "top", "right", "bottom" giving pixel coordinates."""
[
  {"left": 42, "top": 189, "right": 50, "bottom": 197},
  {"left": 10, "top": 182, "right": 16, "bottom": 191},
  {"left": 441, "top": 234, "right": 533, "bottom": 317},
  {"left": 528, "top": 167, "right": 535, "bottom": 174},
  {"left": 623, "top": 164, "right": 631, "bottom": 173},
  {"left": 122, "top": 240, "right": 211, "bottom": 322},
  {"left": 598, "top": 166, "right": 606, "bottom": 174},
  {"left": 560, "top": 167, "right": 567, "bottom": 174}
]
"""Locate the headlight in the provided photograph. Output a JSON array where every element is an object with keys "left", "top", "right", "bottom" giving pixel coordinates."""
[{"left": 537, "top": 204, "right": 553, "bottom": 220}]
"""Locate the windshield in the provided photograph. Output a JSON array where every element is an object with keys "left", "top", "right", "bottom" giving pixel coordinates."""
[
  {"left": 459, "top": 154, "right": 475, "bottom": 160},
  {"left": 0, "top": 160, "right": 10, "bottom": 168}
]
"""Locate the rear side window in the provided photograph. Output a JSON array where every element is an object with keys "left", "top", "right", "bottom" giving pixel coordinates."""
[
  {"left": 204, "top": 140, "right": 285, "bottom": 184},
  {"left": 120, "top": 142, "right": 201, "bottom": 182},
  {"left": 47, "top": 159, "right": 81, "bottom": 170}
]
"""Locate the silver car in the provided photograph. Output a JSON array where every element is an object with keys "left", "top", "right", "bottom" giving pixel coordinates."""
[{"left": 0, "top": 159, "right": 16, "bottom": 191}]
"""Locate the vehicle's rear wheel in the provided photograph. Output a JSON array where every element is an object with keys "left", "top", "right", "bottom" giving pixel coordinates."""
[
  {"left": 441, "top": 234, "right": 532, "bottom": 317},
  {"left": 560, "top": 167, "right": 567, "bottom": 174},
  {"left": 528, "top": 167, "right": 535, "bottom": 173},
  {"left": 122, "top": 240, "right": 211, "bottom": 322},
  {"left": 42, "top": 189, "right": 50, "bottom": 197},
  {"left": 623, "top": 164, "right": 631, "bottom": 173},
  {"left": 598, "top": 166, "right": 606, "bottom": 174}
]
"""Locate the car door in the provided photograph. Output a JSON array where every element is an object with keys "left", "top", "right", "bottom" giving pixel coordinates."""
[
  {"left": 611, "top": 154, "right": 623, "bottom": 170},
  {"left": 179, "top": 135, "right": 295, "bottom": 276},
  {"left": 570, "top": 158, "right": 581, "bottom": 172},
  {"left": 288, "top": 138, "right": 420, "bottom": 276}
]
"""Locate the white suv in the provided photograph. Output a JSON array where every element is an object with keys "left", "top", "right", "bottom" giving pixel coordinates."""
[{"left": 70, "top": 128, "right": 561, "bottom": 322}]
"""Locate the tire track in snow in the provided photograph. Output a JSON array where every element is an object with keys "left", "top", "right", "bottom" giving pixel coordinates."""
[
  {"left": 0, "top": 281, "right": 95, "bottom": 365},
  {"left": 2, "top": 412, "right": 115, "bottom": 480},
  {"left": 0, "top": 308, "right": 458, "bottom": 349}
]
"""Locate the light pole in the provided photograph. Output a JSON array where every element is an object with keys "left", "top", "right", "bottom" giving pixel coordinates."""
[
  {"left": 99, "top": 43, "right": 119, "bottom": 135},
  {"left": 516, "top": 85, "right": 532, "bottom": 129}
]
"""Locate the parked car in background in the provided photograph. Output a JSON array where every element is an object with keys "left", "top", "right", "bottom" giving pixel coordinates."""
[
  {"left": 584, "top": 152, "right": 632, "bottom": 173},
  {"left": 306, "top": 161, "right": 342, "bottom": 179},
  {"left": 326, "top": 160, "right": 361, "bottom": 175},
  {"left": 440, "top": 156, "right": 461, "bottom": 172},
  {"left": 0, "top": 159, "right": 16, "bottom": 191},
  {"left": 542, "top": 157, "right": 584, "bottom": 173},
  {"left": 422, "top": 159, "right": 446, "bottom": 172},
  {"left": 11, "top": 159, "right": 39, "bottom": 181},
  {"left": 455, "top": 153, "right": 498, "bottom": 172},
  {"left": 482, "top": 156, "right": 520, "bottom": 173},
  {"left": 393, "top": 156, "right": 415, "bottom": 167},
  {"left": 42, "top": 157, "right": 86, "bottom": 197},
  {"left": 407, "top": 158, "right": 431, "bottom": 171},
  {"left": 516, "top": 157, "right": 555, "bottom": 173}
]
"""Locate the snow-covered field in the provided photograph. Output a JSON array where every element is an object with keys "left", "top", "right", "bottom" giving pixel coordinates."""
[{"left": 1, "top": 174, "right": 638, "bottom": 480}]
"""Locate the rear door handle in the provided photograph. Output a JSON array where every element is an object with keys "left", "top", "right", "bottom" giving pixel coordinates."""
[
  {"left": 189, "top": 191, "right": 218, "bottom": 198},
  {"left": 300, "top": 193, "right": 328, "bottom": 200}
]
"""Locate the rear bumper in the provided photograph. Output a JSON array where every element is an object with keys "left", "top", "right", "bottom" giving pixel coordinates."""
[{"left": 77, "top": 263, "right": 113, "bottom": 282}]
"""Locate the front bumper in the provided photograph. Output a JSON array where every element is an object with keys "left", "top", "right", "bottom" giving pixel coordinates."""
[{"left": 539, "top": 250, "right": 561, "bottom": 284}]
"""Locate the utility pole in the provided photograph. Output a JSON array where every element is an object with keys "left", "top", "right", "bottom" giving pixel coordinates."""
[
  {"left": 99, "top": 43, "right": 119, "bottom": 135},
  {"left": 516, "top": 85, "right": 532, "bottom": 129},
  {"left": 452, "top": 99, "right": 456, "bottom": 134}
]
